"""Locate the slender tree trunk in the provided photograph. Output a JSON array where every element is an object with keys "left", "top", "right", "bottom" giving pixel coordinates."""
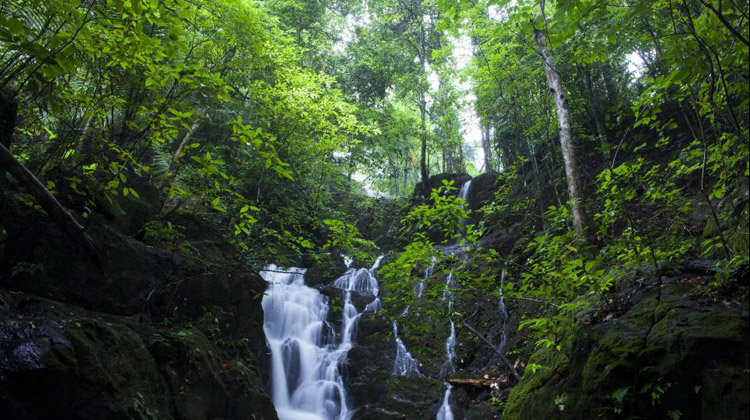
[
  {"left": 0, "top": 90, "right": 17, "bottom": 190},
  {"left": 346, "top": 134, "right": 356, "bottom": 194},
  {"left": 160, "top": 117, "right": 201, "bottom": 193},
  {"left": 458, "top": 138, "right": 465, "bottom": 171},
  {"left": 443, "top": 146, "right": 453, "bottom": 173},
  {"left": 419, "top": 92, "right": 428, "bottom": 195},
  {"left": 582, "top": 66, "right": 611, "bottom": 160},
  {"left": 418, "top": 22, "right": 429, "bottom": 197},
  {"left": 75, "top": 115, "right": 94, "bottom": 159},
  {"left": 481, "top": 120, "right": 493, "bottom": 173},
  {"left": 534, "top": 2, "right": 588, "bottom": 239}
]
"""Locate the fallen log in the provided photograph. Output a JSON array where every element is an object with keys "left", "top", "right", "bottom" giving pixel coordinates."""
[{"left": 448, "top": 377, "right": 498, "bottom": 388}]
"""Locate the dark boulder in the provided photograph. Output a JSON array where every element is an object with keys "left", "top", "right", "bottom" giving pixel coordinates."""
[
  {"left": 0, "top": 290, "right": 278, "bottom": 420},
  {"left": 503, "top": 281, "right": 750, "bottom": 420}
]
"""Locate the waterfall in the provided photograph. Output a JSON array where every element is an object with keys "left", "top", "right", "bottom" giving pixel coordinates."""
[
  {"left": 261, "top": 256, "right": 383, "bottom": 420},
  {"left": 444, "top": 179, "right": 473, "bottom": 255},
  {"left": 457, "top": 179, "right": 472, "bottom": 239},
  {"left": 415, "top": 256, "right": 435, "bottom": 298},
  {"left": 436, "top": 178, "right": 472, "bottom": 419},
  {"left": 442, "top": 271, "right": 456, "bottom": 310},
  {"left": 458, "top": 179, "right": 472, "bottom": 202},
  {"left": 436, "top": 384, "right": 454, "bottom": 420},
  {"left": 392, "top": 321, "right": 421, "bottom": 377},
  {"left": 440, "top": 272, "right": 457, "bottom": 377},
  {"left": 498, "top": 269, "right": 508, "bottom": 352},
  {"left": 393, "top": 253, "right": 433, "bottom": 377}
]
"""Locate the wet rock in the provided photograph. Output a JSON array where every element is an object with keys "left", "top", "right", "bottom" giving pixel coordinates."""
[
  {"left": 466, "top": 172, "right": 498, "bottom": 213},
  {"left": 503, "top": 283, "right": 750, "bottom": 420},
  {"left": 413, "top": 173, "right": 471, "bottom": 203},
  {"left": 0, "top": 291, "right": 278, "bottom": 420}
]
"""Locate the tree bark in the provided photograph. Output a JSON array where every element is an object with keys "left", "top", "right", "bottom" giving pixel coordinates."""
[
  {"left": 582, "top": 66, "right": 611, "bottom": 160},
  {"left": 419, "top": 88, "right": 428, "bottom": 196},
  {"left": 443, "top": 146, "right": 453, "bottom": 173},
  {"left": 481, "top": 120, "right": 493, "bottom": 173},
  {"left": 533, "top": 3, "right": 588, "bottom": 239},
  {"left": 418, "top": 20, "right": 429, "bottom": 197},
  {"left": 159, "top": 117, "right": 201, "bottom": 194},
  {"left": 0, "top": 90, "right": 17, "bottom": 190}
]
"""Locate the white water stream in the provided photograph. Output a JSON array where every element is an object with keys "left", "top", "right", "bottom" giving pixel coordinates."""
[
  {"left": 435, "top": 179, "right": 473, "bottom": 420},
  {"left": 498, "top": 268, "right": 508, "bottom": 352},
  {"left": 261, "top": 256, "right": 383, "bottom": 420},
  {"left": 392, "top": 321, "right": 422, "bottom": 377},
  {"left": 436, "top": 384, "right": 455, "bottom": 420}
]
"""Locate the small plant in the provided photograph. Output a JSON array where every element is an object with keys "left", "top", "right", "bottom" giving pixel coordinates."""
[
  {"left": 667, "top": 409, "right": 683, "bottom": 420},
  {"left": 611, "top": 387, "right": 629, "bottom": 414},
  {"left": 526, "top": 363, "right": 545, "bottom": 375},
  {"left": 554, "top": 393, "right": 568, "bottom": 411},
  {"left": 10, "top": 261, "right": 43, "bottom": 278},
  {"left": 142, "top": 220, "right": 183, "bottom": 243}
]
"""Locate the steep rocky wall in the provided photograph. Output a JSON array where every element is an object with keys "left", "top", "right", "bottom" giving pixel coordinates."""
[
  {"left": 504, "top": 278, "right": 749, "bottom": 420},
  {"left": 0, "top": 290, "right": 278, "bottom": 420},
  {"left": 0, "top": 193, "right": 278, "bottom": 420}
]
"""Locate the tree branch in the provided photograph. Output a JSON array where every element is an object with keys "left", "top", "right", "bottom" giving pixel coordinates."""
[
  {"left": 460, "top": 319, "right": 521, "bottom": 381},
  {"left": 699, "top": 0, "right": 750, "bottom": 47},
  {"left": 0, "top": 143, "right": 96, "bottom": 254}
]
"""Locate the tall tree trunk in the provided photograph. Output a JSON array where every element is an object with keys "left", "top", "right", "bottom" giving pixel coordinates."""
[
  {"left": 582, "top": 66, "right": 610, "bottom": 160},
  {"left": 418, "top": 22, "right": 429, "bottom": 197},
  {"left": 458, "top": 137, "right": 465, "bottom": 171},
  {"left": 481, "top": 120, "right": 493, "bottom": 173},
  {"left": 534, "top": 3, "right": 588, "bottom": 239},
  {"left": 419, "top": 88, "right": 428, "bottom": 196},
  {"left": 346, "top": 134, "right": 356, "bottom": 194},
  {"left": 443, "top": 146, "right": 453, "bottom": 173},
  {"left": 0, "top": 90, "right": 17, "bottom": 191}
]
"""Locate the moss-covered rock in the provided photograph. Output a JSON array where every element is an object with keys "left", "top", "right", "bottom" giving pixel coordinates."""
[
  {"left": 148, "top": 327, "right": 277, "bottom": 420},
  {"left": 503, "top": 282, "right": 749, "bottom": 420},
  {"left": 0, "top": 291, "right": 278, "bottom": 420},
  {"left": 0, "top": 295, "right": 172, "bottom": 420}
]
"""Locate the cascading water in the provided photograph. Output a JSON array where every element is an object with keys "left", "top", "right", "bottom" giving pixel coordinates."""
[
  {"left": 415, "top": 256, "right": 435, "bottom": 298},
  {"left": 498, "top": 268, "right": 509, "bottom": 352},
  {"left": 393, "top": 254, "right": 434, "bottom": 376},
  {"left": 392, "top": 321, "right": 421, "bottom": 377},
  {"left": 436, "top": 384, "right": 455, "bottom": 420},
  {"left": 440, "top": 272, "right": 457, "bottom": 377},
  {"left": 436, "top": 179, "right": 472, "bottom": 419},
  {"left": 261, "top": 256, "right": 383, "bottom": 420},
  {"left": 458, "top": 180, "right": 472, "bottom": 218}
]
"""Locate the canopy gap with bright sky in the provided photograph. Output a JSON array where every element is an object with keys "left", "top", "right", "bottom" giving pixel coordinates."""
[{"left": 338, "top": 7, "right": 646, "bottom": 195}]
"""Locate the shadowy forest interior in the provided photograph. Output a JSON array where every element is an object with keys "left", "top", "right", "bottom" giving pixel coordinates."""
[{"left": 0, "top": 0, "right": 748, "bottom": 419}]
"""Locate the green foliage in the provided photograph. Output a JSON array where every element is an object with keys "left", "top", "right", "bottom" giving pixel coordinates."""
[
  {"left": 379, "top": 235, "right": 437, "bottom": 315},
  {"left": 321, "top": 218, "right": 378, "bottom": 264},
  {"left": 506, "top": 203, "right": 613, "bottom": 351},
  {"left": 141, "top": 220, "right": 183, "bottom": 243},
  {"left": 554, "top": 393, "right": 568, "bottom": 412},
  {"left": 0, "top": 0, "right": 382, "bottom": 262},
  {"left": 401, "top": 180, "right": 475, "bottom": 244}
]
